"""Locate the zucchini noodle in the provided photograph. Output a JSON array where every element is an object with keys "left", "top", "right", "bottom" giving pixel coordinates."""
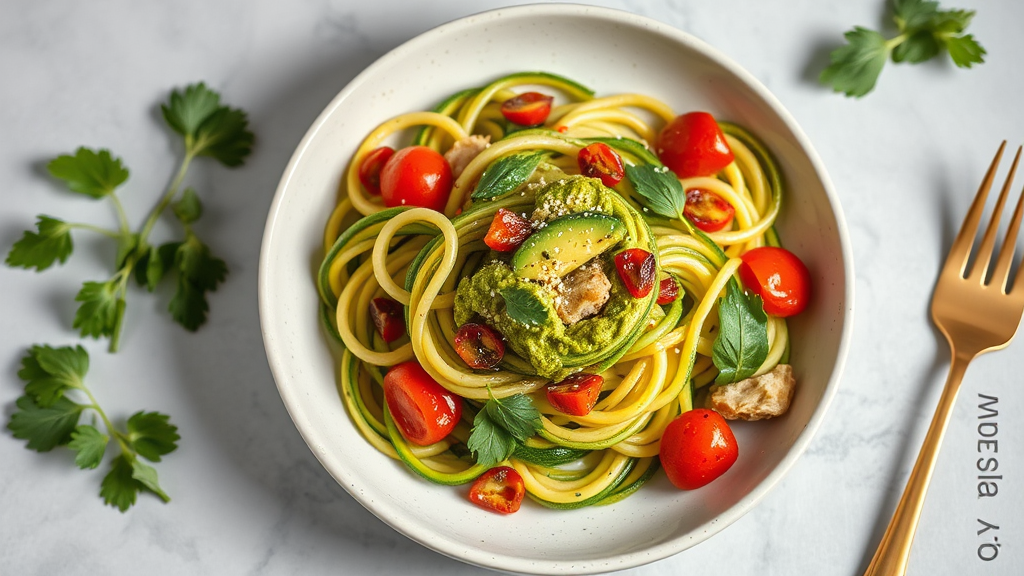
[{"left": 316, "top": 72, "right": 794, "bottom": 509}]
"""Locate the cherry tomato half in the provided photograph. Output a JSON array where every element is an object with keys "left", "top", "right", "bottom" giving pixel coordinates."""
[
  {"left": 657, "top": 277, "right": 679, "bottom": 305},
  {"left": 546, "top": 372, "right": 604, "bottom": 416},
  {"left": 614, "top": 248, "right": 656, "bottom": 299},
  {"left": 369, "top": 297, "right": 405, "bottom": 343},
  {"left": 358, "top": 146, "right": 394, "bottom": 196},
  {"left": 737, "top": 246, "right": 811, "bottom": 317},
  {"left": 383, "top": 361, "right": 462, "bottom": 446},
  {"left": 659, "top": 408, "right": 738, "bottom": 490},
  {"left": 577, "top": 142, "right": 625, "bottom": 188},
  {"left": 656, "top": 112, "right": 734, "bottom": 178},
  {"left": 501, "top": 92, "right": 554, "bottom": 127},
  {"left": 379, "top": 146, "right": 453, "bottom": 212},
  {"left": 684, "top": 188, "right": 735, "bottom": 232},
  {"left": 484, "top": 208, "right": 533, "bottom": 252},
  {"left": 454, "top": 323, "right": 505, "bottom": 370},
  {"left": 468, "top": 466, "right": 526, "bottom": 514}
]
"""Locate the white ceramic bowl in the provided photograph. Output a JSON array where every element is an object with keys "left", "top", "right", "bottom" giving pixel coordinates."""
[{"left": 259, "top": 4, "right": 854, "bottom": 574}]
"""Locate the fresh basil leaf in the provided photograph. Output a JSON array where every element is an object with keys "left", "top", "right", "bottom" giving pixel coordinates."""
[
  {"left": 472, "top": 151, "right": 546, "bottom": 200},
  {"left": 713, "top": 281, "right": 769, "bottom": 384},
  {"left": 624, "top": 163, "right": 685, "bottom": 220},
  {"left": 500, "top": 286, "right": 547, "bottom": 326}
]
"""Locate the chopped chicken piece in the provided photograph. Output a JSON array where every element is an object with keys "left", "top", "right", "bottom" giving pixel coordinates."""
[
  {"left": 709, "top": 364, "right": 795, "bottom": 421},
  {"left": 444, "top": 135, "right": 491, "bottom": 179},
  {"left": 553, "top": 262, "right": 611, "bottom": 325}
]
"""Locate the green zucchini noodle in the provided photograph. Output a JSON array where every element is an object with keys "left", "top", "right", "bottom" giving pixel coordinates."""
[{"left": 317, "top": 71, "right": 790, "bottom": 508}]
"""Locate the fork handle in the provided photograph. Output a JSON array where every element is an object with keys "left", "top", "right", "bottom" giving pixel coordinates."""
[{"left": 862, "top": 352, "right": 971, "bottom": 576}]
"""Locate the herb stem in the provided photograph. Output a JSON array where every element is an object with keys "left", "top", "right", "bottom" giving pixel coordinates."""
[
  {"left": 137, "top": 151, "right": 195, "bottom": 247},
  {"left": 884, "top": 33, "right": 908, "bottom": 51},
  {"left": 109, "top": 193, "right": 131, "bottom": 237},
  {"left": 69, "top": 223, "right": 121, "bottom": 239},
  {"left": 79, "top": 388, "right": 132, "bottom": 455}
]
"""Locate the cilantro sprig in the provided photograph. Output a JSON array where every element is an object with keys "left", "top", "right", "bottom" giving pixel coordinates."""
[
  {"left": 467, "top": 392, "right": 543, "bottom": 467},
  {"left": 8, "top": 345, "right": 179, "bottom": 511},
  {"left": 820, "top": 0, "right": 986, "bottom": 97},
  {"left": 6, "top": 83, "right": 253, "bottom": 351}
]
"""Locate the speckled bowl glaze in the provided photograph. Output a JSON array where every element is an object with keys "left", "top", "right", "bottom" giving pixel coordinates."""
[{"left": 259, "top": 4, "right": 854, "bottom": 574}]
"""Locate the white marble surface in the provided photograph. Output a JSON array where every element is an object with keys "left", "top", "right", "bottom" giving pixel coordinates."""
[{"left": 1, "top": 1, "right": 1022, "bottom": 574}]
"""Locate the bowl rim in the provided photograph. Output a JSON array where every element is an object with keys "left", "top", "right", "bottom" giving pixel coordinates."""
[{"left": 258, "top": 3, "right": 855, "bottom": 574}]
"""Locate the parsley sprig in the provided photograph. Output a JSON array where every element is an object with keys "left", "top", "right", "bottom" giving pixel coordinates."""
[
  {"left": 467, "top": 392, "right": 543, "bottom": 467},
  {"left": 8, "top": 345, "right": 180, "bottom": 511},
  {"left": 6, "top": 83, "right": 253, "bottom": 351},
  {"left": 820, "top": 0, "right": 986, "bottom": 97}
]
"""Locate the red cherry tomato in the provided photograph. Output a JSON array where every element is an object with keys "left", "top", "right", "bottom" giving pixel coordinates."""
[
  {"left": 358, "top": 146, "right": 394, "bottom": 196},
  {"left": 468, "top": 466, "right": 525, "bottom": 514},
  {"left": 657, "top": 277, "right": 679, "bottom": 305},
  {"left": 369, "top": 297, "right": 405, "bottom": 343},
  {"left": 684, "top": 188, "right": 735, "bottom": 232},
  {"left": 737, "top": 246, "right": 811, "bottom": 317},
  {"left": 484, "top": 208, "right": 534, "bottom": 252},
  {"left": 383, "top": 361, "right": 462, "bottom": 446},
  {"left": 656, "top": 112, "right": 734, "bottom": 178},
  {"left": 501, "top": 92, "right": 554, "bottom": 127},
  {"left": 614, "top": 248, "right": 656, "bottom": 299},
  {"left": 546, "top": 372, "right": 604, "bottom": 416},
  {"left": 659, "top": 408, "right": 738, "bottom": 490},
  {"left": 454, "top": 323, "right": 505, "bottom": 369},
  {"left": 379, "top": 146, "right": 453, "bottom": 212},
  {"left": 577, "top": 142, "right": 624, "bottom": 188}
]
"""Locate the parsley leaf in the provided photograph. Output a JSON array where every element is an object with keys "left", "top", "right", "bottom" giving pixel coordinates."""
[
  {"left": 624, "top": 163, "right": 685, "bottom": 220},
  {"left": 126, "top": 412, "right": 180, "bottom": 462},
  {"left": 21, "top": 344, "right": 89, "bottom": 406},
  {"left": 46, "top": 148, "right": 129, "bottom": 199},
  {"left": 162, "top": 82, "right": 254, "bottom": 167},
  {"left": 500, "top": 286, "right": 547, "bottom": 326},
  {"left": 130, "top": 459, "right": 171, "bottom": 502},
  {"left": 69, "top": 425, "right": 109, "bottom": 470},
  {"left": 472, "top": 152, "right": 546, "bottom": 200},
  {"left": 713, "top": 281, "right": 769, "bottom": 384},
  {"left": 821, "top": 0, "right": 986, "bottom": 97},
  {"left": 7, "top": 395, "right": 85, "bottom": 452},
  {"left": 820, "top": 27, "right": 890, "bottom": 98},
  {"left": 466, "top": 409, "right": 515, "bottom": 467},
  {"left": 467, "top": 393, "right": 542, "bottom": 467},
  {"left": 172, "top": 188, "right": 203, "bottom": 225},
  {"left": 6, "top": 216, "right": 74, "bottom": 271},
  {"left": 167, "top": 234, "right": 227, "bottom": 331},
  {"left": 73, "top": 280, "right": 121, "bottom": 339},
  {"left": 485, "top": 394, "right": 542, "bottom": 441},
  {"left": 100, "top": 454, "right": 143, "bottom": 512}
]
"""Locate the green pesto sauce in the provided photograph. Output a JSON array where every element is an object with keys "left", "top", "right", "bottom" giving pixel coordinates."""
[{"left": 454, "top": 175, "right": 650, "bottom": 380}]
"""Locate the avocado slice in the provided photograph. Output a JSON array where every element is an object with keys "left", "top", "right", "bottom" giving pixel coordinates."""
[{"left": 511, "top": 212, "right": 626, "bottom": 280}]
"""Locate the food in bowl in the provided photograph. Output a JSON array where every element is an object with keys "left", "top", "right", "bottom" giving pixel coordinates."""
[{"left": 315, "top": 71, "right": 809, "bottom": 512}]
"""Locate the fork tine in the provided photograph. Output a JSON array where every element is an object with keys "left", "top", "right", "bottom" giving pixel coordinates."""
[
  {"left": 972, "top": 145, "right": 1022, "bottom": 282},
  {"left": 948, "top": 141, "right": 1006, "bottom": 277},
  {"left": 992, "top": 149, "right": 1024, "bottom": 294}
]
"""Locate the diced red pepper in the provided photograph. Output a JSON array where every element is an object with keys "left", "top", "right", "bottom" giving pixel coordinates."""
[
  {"left": 500, "top": 92, "right": 554, "bottom": 127},
  {"left": 484, "top": 208, "right": 533, "bottom": 252},
  {"left": 577, "top": 142, "right": 625, "bottom": 188},
  {"left": 454, "top": 323, "right": 505, "bottom": 369},
  {"left": 358, "top": 146, "right": 395, "bottom": 196},
  {"left": 369, "top": 297, "right": 405, "bottom": 343},
  {"left": 468, "top": 466, "right": 526, "bottom": 514},
  {"left": 546, "top": 372, "right": 604, "bottom": 416},
  {"left": 657, "top": 277, "right": 680, "bottom": 305},
  {"left": 614, "top": 248, "right": 656, "bottom": 299}
]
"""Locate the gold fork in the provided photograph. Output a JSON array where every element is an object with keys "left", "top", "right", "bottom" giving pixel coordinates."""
[{"left": 863, "top": 142, "right": 1024, "bottom": 576}]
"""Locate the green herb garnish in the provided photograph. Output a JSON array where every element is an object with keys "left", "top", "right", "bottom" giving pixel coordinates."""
[
  {"left": 5, "top": 83, "right": 252, "bottom": 351},
  {"left": 820, "top": 0, "right": 986, "bottom": 97},
  {"left": 8, "top": 345, "right": 180, "bottom": 511},
  {"left": 712, "top": 281, "right": 770, "bottom": 384},
  {"left": 467, "top": 393, "right": 543, "bottom": 467}
]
